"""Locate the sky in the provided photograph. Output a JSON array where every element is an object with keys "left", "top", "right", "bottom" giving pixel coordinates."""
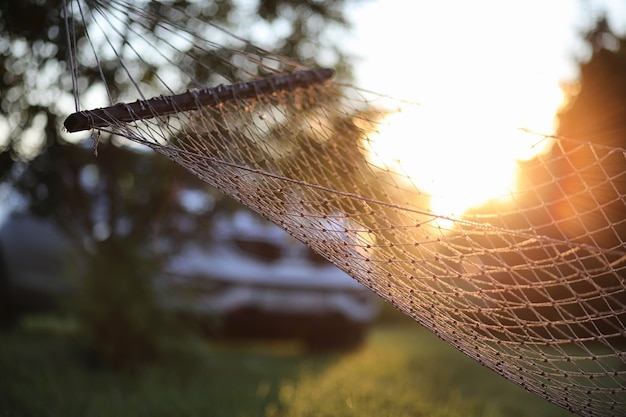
[
  {"left": 343, "top": 0, "right": 626, "bottom": 218},
  {"left": 347, "top": 0, "right": 626, "bottom": 100}
]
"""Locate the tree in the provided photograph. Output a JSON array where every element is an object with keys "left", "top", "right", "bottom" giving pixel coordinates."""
[
  {"left": 553, "top": 16, "right": 626, "bottom": 250},
  {"left": 0, "top": 0, "right": 357, "bottom": 368},
  {"left": 459, "top": 16, "right": 626, "bottom": 343}
]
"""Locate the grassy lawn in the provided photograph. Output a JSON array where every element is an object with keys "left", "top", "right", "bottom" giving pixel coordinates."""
[{"left": 0, "top": 315, "right": 573, "bottom": 417}]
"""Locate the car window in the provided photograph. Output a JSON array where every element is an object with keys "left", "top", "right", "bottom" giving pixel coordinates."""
[
  {"left": 233, "top": 238, "right": 282, "bottom": 262},
  {"left": 306, "top": 248, "right": 328, "bottom": 265}
]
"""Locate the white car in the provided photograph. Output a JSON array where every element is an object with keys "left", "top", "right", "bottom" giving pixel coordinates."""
[
  {"left": 0, "top": 210, "right": 379, "bottom": 348},
  {"left": 0, "top": 213, "right": 82, "bottom": 319},
  {"left": 160, "top": 210, "right": 380, "bottom": 348}
]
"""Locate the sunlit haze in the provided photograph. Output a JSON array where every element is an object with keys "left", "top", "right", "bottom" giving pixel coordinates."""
[{"left": 347, "top": 0, "right": 625, "bottom": 220}]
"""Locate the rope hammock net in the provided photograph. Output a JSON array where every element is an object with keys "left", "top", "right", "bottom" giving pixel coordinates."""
[{"left": 62, "top": 1, "right": 625, "bottom": 416}]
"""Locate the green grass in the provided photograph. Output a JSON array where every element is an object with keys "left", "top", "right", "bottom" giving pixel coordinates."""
[{"left": 0, "top": 314, "right": 573, "bottom": 417}]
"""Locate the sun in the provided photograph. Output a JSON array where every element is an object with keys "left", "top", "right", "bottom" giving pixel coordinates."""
[{"left": 364, "top": 75, "right": 564, "bottom": 223}]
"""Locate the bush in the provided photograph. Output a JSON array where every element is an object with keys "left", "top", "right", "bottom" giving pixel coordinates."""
[{"left": 75, "top": 238, "right": 176, "bottom": 370}]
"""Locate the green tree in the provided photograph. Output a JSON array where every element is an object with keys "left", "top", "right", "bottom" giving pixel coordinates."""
[{"left": 0, "top": 0, "right": 357, "bottom": 368}]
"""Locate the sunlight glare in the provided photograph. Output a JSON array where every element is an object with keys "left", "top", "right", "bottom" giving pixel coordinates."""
[
  {"left": 365, "top": 74, "right": 564, "bottom": 221},
  {"left": 350, "top": 1, "right": 577, "bottom": 226}
]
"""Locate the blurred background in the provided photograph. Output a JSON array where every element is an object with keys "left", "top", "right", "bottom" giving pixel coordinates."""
[{"left": 1, "top": 0, "right": 625, "bottom": 415}]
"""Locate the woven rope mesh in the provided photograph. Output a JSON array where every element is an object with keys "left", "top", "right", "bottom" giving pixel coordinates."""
[{"left": 63, "top": 1, "right": 626, "bottom": 415}]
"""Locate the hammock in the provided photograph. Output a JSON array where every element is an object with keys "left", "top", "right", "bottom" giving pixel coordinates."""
[{"left": 61, "top": 1, "right": 625, "bottom": 416}]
